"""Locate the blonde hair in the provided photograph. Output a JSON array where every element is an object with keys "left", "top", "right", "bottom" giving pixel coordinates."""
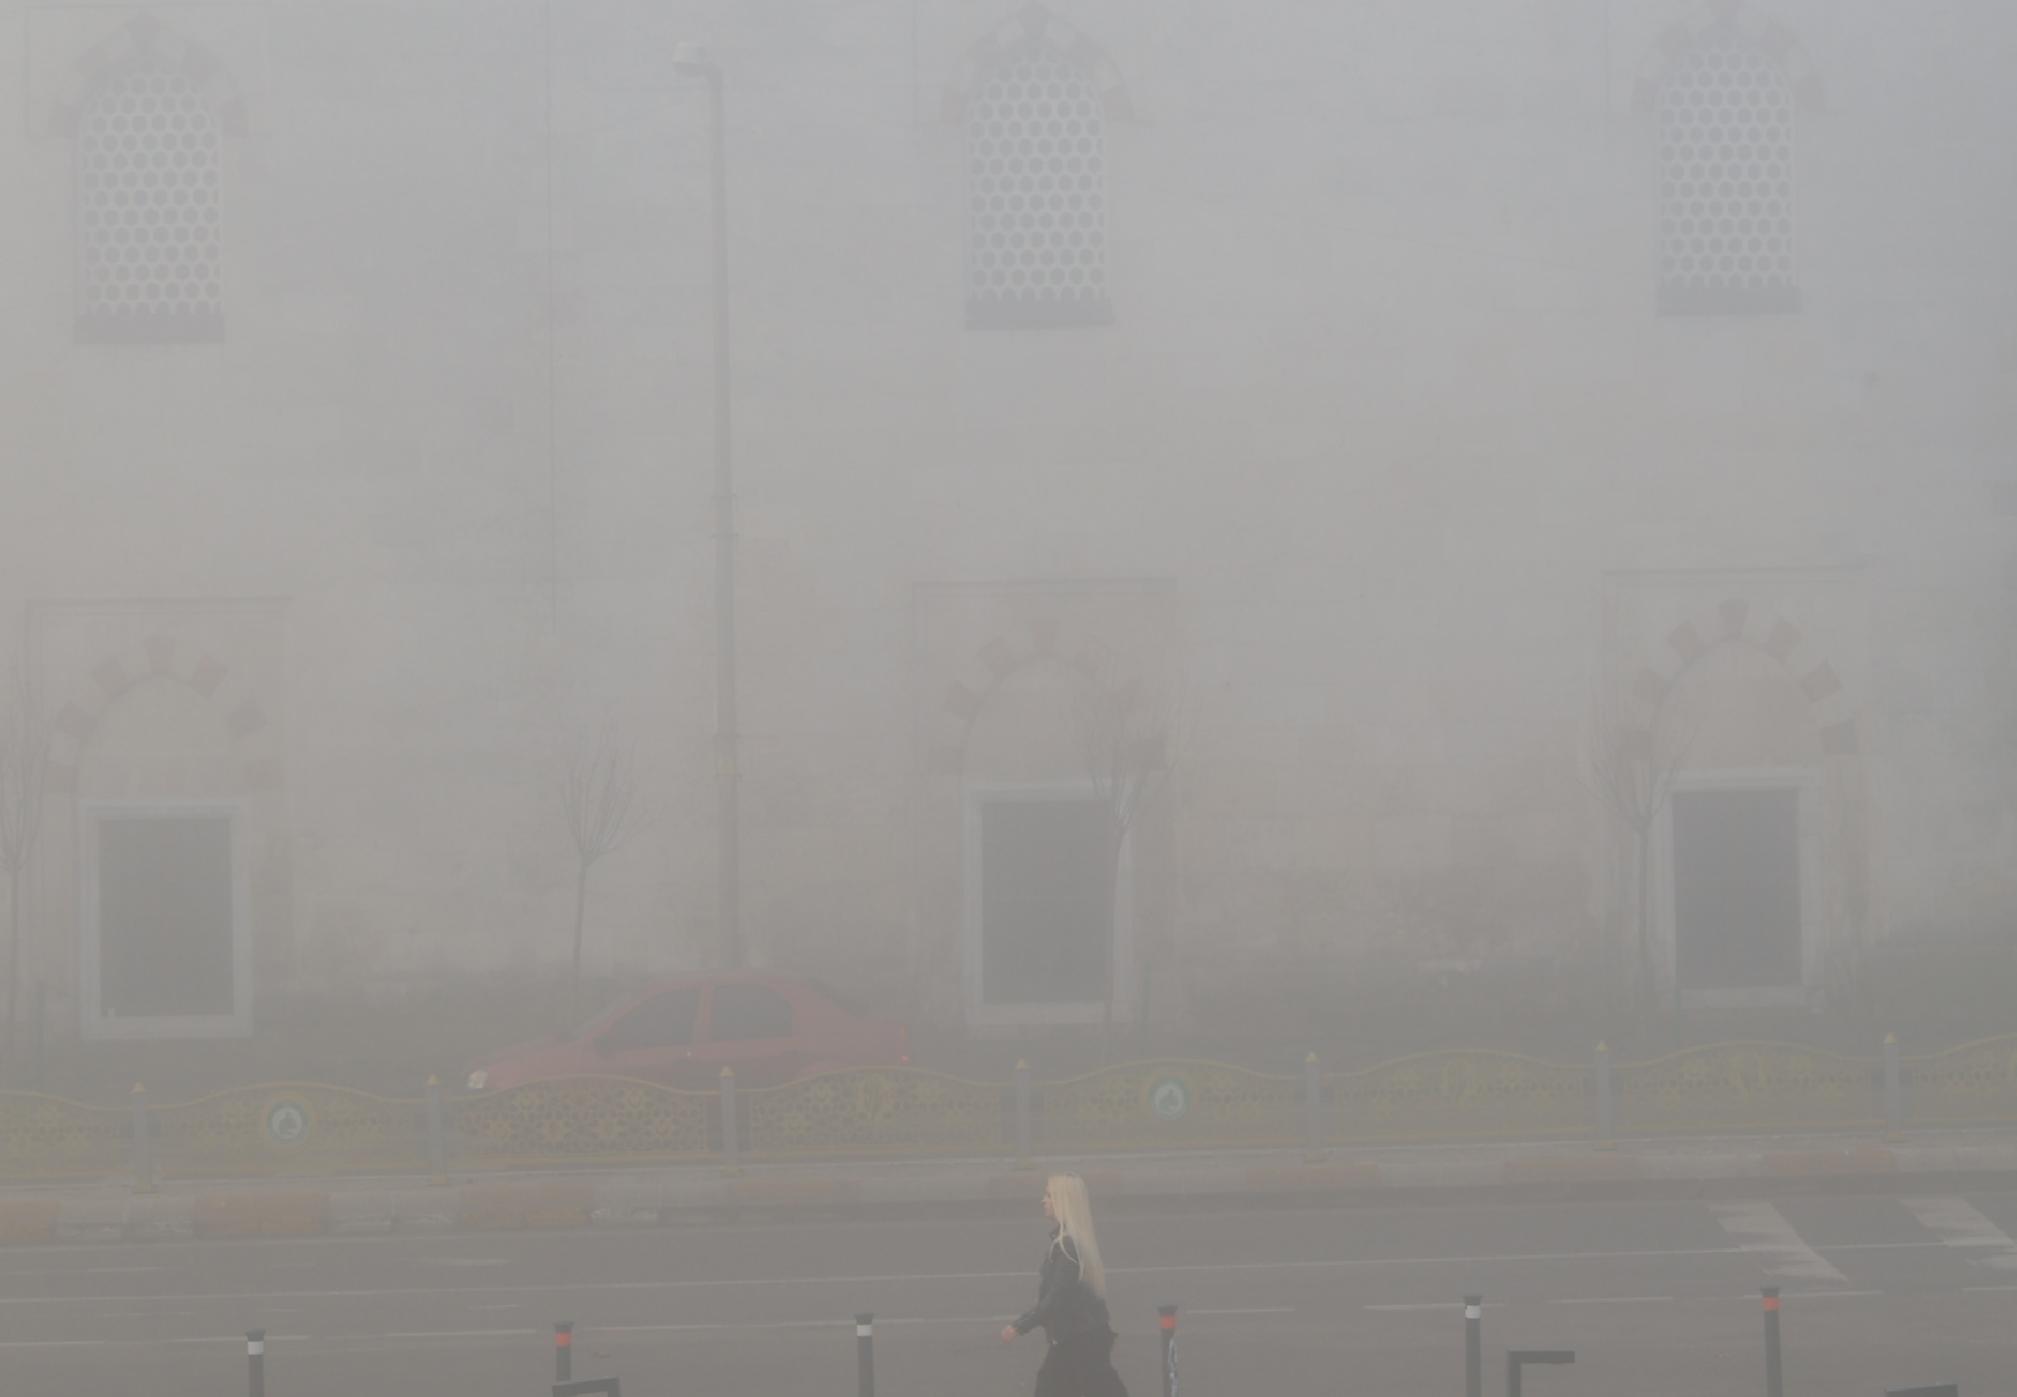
[{"left": 1046, "top": 1172, "right": 1107, "bottom": 1298}]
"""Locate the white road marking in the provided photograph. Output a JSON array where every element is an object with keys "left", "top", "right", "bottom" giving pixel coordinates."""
[
  {"left": 1710, "top": 1201, "right": 1847, "bottom": 1284},
  {"left": 83, "top": 1266, "right": 164, "bottom": 1275},
  {"left": 1902, "top": 1197, "right": 2017, "bottom": 1272},
  {"left": 1555, "top": 1295, "right": 1670, "bottom": 1305},
  {"left": 0, "top": 1245, "right": 1761, "bottom": 1310},
  {"left": 1776, "top": 1290, "right": 1881, "bottom": 1299},
  {"left": 422, "top": 1257, "right": 511, "bottom": 1269}
]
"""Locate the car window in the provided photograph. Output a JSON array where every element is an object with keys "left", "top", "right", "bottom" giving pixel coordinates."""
[
  {"left": 606, "top": 987, "right": 701, "bottom": 1050},
  {"left": 710, "top": 983, "right": 794, "bottom": 1041}
]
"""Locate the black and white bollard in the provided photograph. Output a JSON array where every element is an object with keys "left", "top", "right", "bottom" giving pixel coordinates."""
[
  {"left": 1158, "top": 1305, "right": 1179, "bottom": 1397},
  {"left": 1762, "top": 1287, "right": 1783, "bottom": 1397},
  {"left": 246, "top": 1329, "right": 266, "bottom": 1397},
  {"left": 555, "top": 1321, "right": 574, "bottom": 1384},
  {"left": 856, "top": 1312, "right": 875, "bottom": 1397},
  {"left": 1464, "top": 1295, "right": 1483, "bottom": 1397}
]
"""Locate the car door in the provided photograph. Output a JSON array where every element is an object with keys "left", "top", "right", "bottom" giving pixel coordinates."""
[
  {"left": 695, "top": 981, "right": 806, "bottom": 1087},
  {"left": 589, "top": 985, "right": 707, "bottom": 1088}
]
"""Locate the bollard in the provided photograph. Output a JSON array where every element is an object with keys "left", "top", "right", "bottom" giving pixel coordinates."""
[
  {"left": 246, "top": 1329, "right": 266, "bottom": 1397},
  {"left": 1303, "top": 1052, "right": 1324, "bottom": 1161},
  {"left": 1884, "top": 1033, "right": 1903, "bottom": 1138},
  {"left": 1464, "top": 1295, "right": 1483, "bottom": 1397},
  {"left": 720, "top": 1067, "right": 741, "bottom": 1175},
  {"left": 1158, "top": 1305, "right": 1179, "bottom": 1397},
  {"left": 425, "top": 1075, "right": 446, "bottom": 1183},
  {"left": 1762, "top": 1287, "right": 1783, "bottom": 1397},
  {"left": 1507, "top": 1349, "right": 1574, "bottom": 1397},
  {"left": 555, "top": 1321, "right": 574, "bottom": 1384},
  {"left": 1014, "top": 1059, "right": 1033, "bottom": 1168},
  {"left": 1595, "top": 1043, "right": 1614, "bottom": 1146},
  {"left": 856, "top": 1312, "right": 875, "bottom": 1397},
  {"left": 129, "top": 1083, "right": 155, "bottom": 1195}
]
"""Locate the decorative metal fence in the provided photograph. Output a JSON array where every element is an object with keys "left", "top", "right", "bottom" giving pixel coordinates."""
[
  {"left": 1331, "top": 1051, "right": 1591, "bottom": 1144},
  {"left": 740, "top": 1069, "right": 1007, "bottom": 1159},
  {"left": 1611, "top": 1042, "right": 1884, "bottom": 1137},
  {"left": 6, "top": 1034, "right": 2016, "bottom": 1185},
  {"left": 1035, "top": 1060, "right": 1303, "bottom": 1153}
]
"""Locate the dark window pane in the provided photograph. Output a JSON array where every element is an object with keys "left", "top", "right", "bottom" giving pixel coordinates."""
[
  {"left": 608, "top": 987, "right": 701, "bottom": 1049},
  {"left": 98, "top": 815, "right": 233, "bottom": 1018},
  {"left": 980, "top": 799, "right": 1110, "bottom": 1005},
  {"left": 1674, "top": 788, "right": 1801, "bottom": 989},
  {"left": 710, "top": 983, "right": 794, "bottom": 1041}
]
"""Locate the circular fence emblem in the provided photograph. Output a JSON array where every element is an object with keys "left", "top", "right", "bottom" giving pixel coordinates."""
[
  {"left": 265, "top": 1099, "right": 311, "bottom": 1147},
  {"left": 1149, "top": 1078, "right": 1190, "bottom": 1122}
]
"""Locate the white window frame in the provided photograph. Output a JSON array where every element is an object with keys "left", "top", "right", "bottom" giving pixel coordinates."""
[
  {"left": 963, "top": 783, "right": 1134, "bottom": 1028},
  {"left": 80, "top": 801, "right": 253, "bottom": 1041},
  {"left": 1652, "top": 768, "right": 1822, "bottom": 1009}
]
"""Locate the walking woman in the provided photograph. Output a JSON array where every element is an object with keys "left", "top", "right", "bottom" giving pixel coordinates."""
[{"left": 1000, "top": 1172, "right": 1130, "bottom": 1397}]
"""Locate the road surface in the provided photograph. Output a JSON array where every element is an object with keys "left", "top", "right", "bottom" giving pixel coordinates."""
[{"left": 2, "top": 1186, "right": 2012, "bottom": 1394}]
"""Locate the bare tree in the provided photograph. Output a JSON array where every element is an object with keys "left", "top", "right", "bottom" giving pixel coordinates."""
[
  {"left": 560, "top": 724, "right": 638, "bottom": 1026},
  {"left": 1075, "top": 651, "right": 1181, "bottom": 1056},
  {"left": 0, "top": 689, "right": 47, "bottom": 1075},
  {"left": 1582, "top": 679, "right": 1694, "bottom": 1017}
]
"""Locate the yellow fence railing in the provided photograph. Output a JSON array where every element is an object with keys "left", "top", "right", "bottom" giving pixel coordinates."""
[
  {"left": 1037, "top": 1060, "right": 1303, "bottom": 1153},
  {"left": 0, "top": 1090, "right": 128, "bottom": 1182},
  {"left": 1902, "top": 1036, "right": 2017, "bottom": 1127},
  {"left": 447, "top": 1076, "right": 714, "bottom": 1168},
  {"left": 741, "top": 1069, "right": 1006, "bottom": 1159},
  {"left": 6, "top": 1034, "right": 2015, "bottom": 1183},
  {"left": 1611, "top": 1042, "right": 1882, "bottom": 1136},
  {"left": 1332, "top": 1050, "right": 1591, "bottom": 1144}
]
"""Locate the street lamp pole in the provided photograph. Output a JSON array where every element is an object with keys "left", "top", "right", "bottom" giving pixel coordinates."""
[{"left": 676, "top": 43, "right": 742, "bottom": 968}]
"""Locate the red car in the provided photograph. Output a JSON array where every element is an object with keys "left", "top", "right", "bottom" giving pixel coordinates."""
[{"left": 464, "top": 972, "right": 909, "bottom": 1093}]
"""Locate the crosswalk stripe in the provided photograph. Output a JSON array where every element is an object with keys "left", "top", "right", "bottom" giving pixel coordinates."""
[
  {"left": 1901, "top": 1197, "right": 2017, "bottom": 1272},
  {"left": 1710, "top": 1201, "right": 1848, "bottom": 1284}
]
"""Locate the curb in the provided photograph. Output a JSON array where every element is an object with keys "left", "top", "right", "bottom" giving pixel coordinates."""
[{"left": 21, "top": 1139, "right": 2017, "bottom": 1247}]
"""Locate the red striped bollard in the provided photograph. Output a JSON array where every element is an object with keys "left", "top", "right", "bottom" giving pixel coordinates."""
[
  {"left": 1158, "top": 1305, "right": 1179, "bottom": 1397},
  {"left": 555, "top": 1320, "right": 574, "bottom": 1384},
  {"left": 1762, "top": 1287, "right": 1782, "bottom": 1397}
]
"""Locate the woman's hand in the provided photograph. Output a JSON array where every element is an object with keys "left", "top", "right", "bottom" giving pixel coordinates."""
[{"left": 1000, "top": 1324, "right": 1020, "bottom": 1343}]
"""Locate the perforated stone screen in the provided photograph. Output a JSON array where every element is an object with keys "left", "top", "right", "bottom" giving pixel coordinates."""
[
  {"left": 1657, "top": 44, "right": 1798, "bottom": 315},
  {"left": 75, "top": 66, "right": 224, "bottom": 342},
  {"left": 966, "top": 44, "right": 1111, "bottom": 328}
]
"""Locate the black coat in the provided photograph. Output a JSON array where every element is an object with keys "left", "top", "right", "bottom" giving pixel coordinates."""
[{"left": 1014, "top": 1231, "right": 1112, "bottom": 1344}]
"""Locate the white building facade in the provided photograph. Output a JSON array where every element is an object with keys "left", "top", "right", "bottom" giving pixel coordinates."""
[{"left": 0, "top": 0, "right": 2011, "bottom": 1072}]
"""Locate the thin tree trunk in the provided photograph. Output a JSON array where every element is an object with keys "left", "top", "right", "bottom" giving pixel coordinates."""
[
  {"left": 1099, "top": 823, "right": 1124, "bottom": 1064},
  {"left": 2, "top": 874, "right": 19, "bottom": 1077},
  {"left": 569, "top": 865, "right": 589, "bottom": 1028}
]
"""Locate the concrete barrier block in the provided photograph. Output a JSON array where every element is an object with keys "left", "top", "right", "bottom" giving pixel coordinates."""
[
  {"left": 0, "top": 1200, "right": 60, "bottom": 1245},
  {"left": 194, "top": 1188, "right": 330, "bottom": 1238}
]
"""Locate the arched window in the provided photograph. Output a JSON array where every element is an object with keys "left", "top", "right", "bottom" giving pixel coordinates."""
[
  {"left": 74, "top": 63, "right": 225, "bottom": 342},
  {"left": 965, "top": 38, "right": 1111, "bottom": 328},
  {"left": 1656, "top": 40, "right": 1798, "bottom": 315}
]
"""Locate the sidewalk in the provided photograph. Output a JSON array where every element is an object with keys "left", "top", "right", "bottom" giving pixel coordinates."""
[{"left": 3, "top": 1129, "right": 2015, "bottom": 1247}]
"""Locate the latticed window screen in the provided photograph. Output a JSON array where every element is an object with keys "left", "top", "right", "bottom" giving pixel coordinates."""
[
  {"left": 1657, "top": 44, "right": 1798, "bottom": 315},
  {"left": 75, "top": 65, "right": 224, "bottom": 342},
  {"left": 966, "top": 43, "right": 1111, "bottom": 328}
]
